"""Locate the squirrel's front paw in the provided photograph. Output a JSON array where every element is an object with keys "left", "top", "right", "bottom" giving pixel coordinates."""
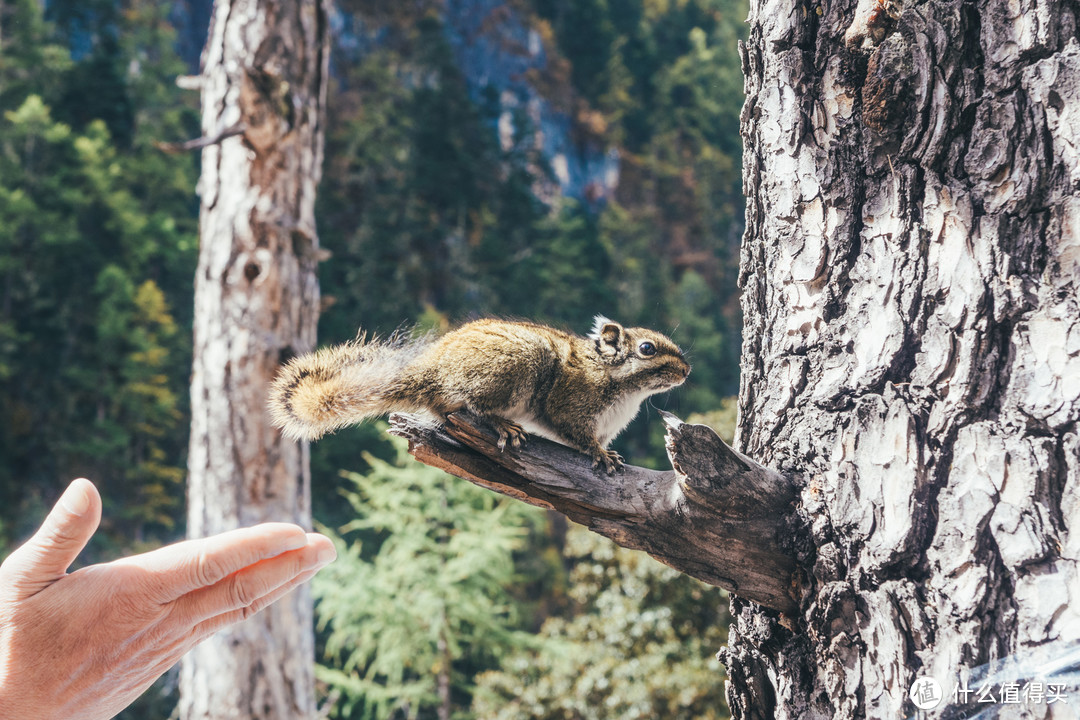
[
  {"left": 591, "top": 447, "right": 624, "bottom": 474},
  {"left": 487, "top": 417, "right": 528, "bottom": 451}
]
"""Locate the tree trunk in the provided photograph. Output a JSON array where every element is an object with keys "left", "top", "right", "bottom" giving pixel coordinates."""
[
  {"left": 731, "top": 0, "right": 1080, "bottom": 714},
  {"left": 437, "top": 624, "right": 452, "bottom": 720},
  {"left": 179, "top": 0, "right": 328, "bottom": 718}
]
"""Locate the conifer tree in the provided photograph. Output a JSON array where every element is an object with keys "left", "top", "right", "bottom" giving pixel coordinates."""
[
  {"left": 315, "top": 435, "right": 541, "bottom": 720},
  {"left": 473, "top": 527, "right": 730, "bottom": 720},
  {"left": 0, "top": 0, "right": 196, "bottom": 553}
]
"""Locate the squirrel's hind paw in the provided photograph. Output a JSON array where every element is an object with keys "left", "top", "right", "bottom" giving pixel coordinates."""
[
  {"left": 486, "top": 416, "right": 528, "bottom": 451},
  {"left": 591, "top": 448, "right": 624, "bottom": 474}
]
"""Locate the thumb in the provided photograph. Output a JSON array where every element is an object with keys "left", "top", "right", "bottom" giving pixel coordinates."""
[{"left": 0, "top": 478, "right": 102, "bottom": 599}]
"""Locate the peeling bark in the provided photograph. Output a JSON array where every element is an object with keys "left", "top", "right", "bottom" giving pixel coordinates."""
[
  {"left": 179, "top": 1, "right": 329, "bottom": 718},
  {"left": 390, "top": 411, "right": 804, "bottom": 614},
  {"left": 734, "top": 0, "right": 1080, "bottom": 714}
]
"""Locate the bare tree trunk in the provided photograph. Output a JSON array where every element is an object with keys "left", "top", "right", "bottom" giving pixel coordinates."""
[
  {"left": 437, "top": 624, "right": 451, "bottom": 720},
  {"left": 731, "top": 0, "right": 1080, "bottom": 715},
  {"left": 179, "top": 0, "right": 329, "bottom": 718}
]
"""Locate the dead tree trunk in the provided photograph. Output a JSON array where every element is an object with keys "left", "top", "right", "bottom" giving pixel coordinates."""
[
  {"left": 731, "top": 0, "right": 1080, "bottom": 715},
  {"left": 179, "top": 1, "right": 329, "bottom": 718}
]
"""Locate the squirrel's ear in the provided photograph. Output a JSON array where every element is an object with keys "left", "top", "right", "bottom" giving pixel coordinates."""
[
  {"left": 590, "top": 315, "right": 624, "bottom": 357},
  {"left": 589, "top": 315, "right": 614, "bottom": 338}
]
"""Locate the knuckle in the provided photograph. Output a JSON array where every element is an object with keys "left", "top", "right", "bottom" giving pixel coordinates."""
[
  {"left": 240, "top": 599, "right": 262, "bottom": 621},
  {"left": 188, "top": 618, "right": 214, "bottom": 647},
  {"left": 193, "top": 548, "right": 223, "bottom": 588},
  {"left": 227, "top": 573, "right": 258, "bottom": 610}
]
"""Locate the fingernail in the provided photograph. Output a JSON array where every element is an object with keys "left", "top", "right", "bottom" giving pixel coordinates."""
[
  {"left": 316, "top": 546, "right": 336, "bottom": 566},
  {"left": 275, "top": 533, "right": 309, "bottom": 555},
  {"left": 60, "top": 480, "right": 92, "bottom": 517}
]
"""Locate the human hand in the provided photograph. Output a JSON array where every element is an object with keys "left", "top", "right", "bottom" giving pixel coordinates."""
[{"left": 0, "top": 478, "right": 336, "bottom": 720}]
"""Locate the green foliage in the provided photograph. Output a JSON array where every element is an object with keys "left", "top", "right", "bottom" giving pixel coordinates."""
[
  {"left": 472, "top": 527, "right": 730, "bottom": 720},
  {"left": 316, "top": 0, "right": 747, "bottom": 469},
  {"left": 669, "top": 270, "right": 737, "bottom": 410},
  {"left": 481, "top": 201, "right": 615, "bottom": 330},
  {"left": 1, "top": 2, "right": 746, "bottom": 718},
  {"left": 686, "top": 395, "right": 739, "bottom": 444},
  {"left": 317, "top": 27, "right": 497, "bottom": 339},
  {"left": 0, "top": 0, "right": 197, "bottom": 553},
  {"left": 87, "top": 271, "right": 184, "bottom": 534},
  {"left": 314, "top": 433, "right": 544, "bottom": 720},
  {"left": 0, "top": 0, "right": 74, "bottom": 109}
]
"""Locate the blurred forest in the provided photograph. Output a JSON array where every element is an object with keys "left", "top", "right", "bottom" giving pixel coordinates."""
[{"left": 0, "top": 0, "right": 745, "bottom": 717}]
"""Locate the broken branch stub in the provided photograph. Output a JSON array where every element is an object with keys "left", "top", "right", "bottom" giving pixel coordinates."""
[{"left": 388, "top": 411, "right": 803, "bottom": 613}]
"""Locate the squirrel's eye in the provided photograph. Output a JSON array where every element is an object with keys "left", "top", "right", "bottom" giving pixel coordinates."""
[{"left": 638, "top": 341, "right": 656, "bottom": 357}]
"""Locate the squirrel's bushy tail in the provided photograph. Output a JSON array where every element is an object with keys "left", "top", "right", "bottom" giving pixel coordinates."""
[{"left": 268, "top": 332, "right": 432, "bottom": 441}]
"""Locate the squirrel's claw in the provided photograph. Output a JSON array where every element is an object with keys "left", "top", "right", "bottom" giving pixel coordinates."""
[
  {"left": 488, "top": 417, "right": 527, "bottom": 452},
  {"left": 591, "top": 448, "right": 624, "bottom": 474}
]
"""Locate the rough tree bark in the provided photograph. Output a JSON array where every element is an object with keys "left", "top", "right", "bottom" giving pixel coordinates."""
[
  {"left": 730, "top": 0, "right": 1080, "bottom": 715},
  {"left": 179, "top": 0, "right": 329, "bottom": 718}
]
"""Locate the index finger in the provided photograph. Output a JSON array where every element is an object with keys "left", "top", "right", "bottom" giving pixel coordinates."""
[{"left": 113, "top": 523, "right": 311, "bottom": 602}]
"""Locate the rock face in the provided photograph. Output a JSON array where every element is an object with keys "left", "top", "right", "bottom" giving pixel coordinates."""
[
  {"left": 442, "top": 0, "right": 620, "bottom": 203},
  {"left": 733, "top": 0, "right": 1080, "bottom": 715},
  {"left": 171, "top": 0, "right": 617, "bottom": 202}
]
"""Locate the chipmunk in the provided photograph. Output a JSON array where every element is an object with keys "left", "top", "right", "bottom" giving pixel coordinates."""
[{"left": 268, "top": 316, "right": 690, "bottom": 472}]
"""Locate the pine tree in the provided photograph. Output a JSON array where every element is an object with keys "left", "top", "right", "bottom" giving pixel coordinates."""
[
  {"left": 315, "top": 434, "right": 542, "bottom": 720},
  {"left": 472, "top": 527, "right": 731, "bottom": 720},
  {"left": 0, "top": 0, "right": 196, "bottom": 555}
]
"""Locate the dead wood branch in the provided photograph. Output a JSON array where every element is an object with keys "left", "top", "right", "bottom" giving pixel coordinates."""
[
  {"left": 155, "top": 122, "right": 246, "bottom": 154},
  {"left": 388, "top": 411, "right": 803, "bottom": 613}
]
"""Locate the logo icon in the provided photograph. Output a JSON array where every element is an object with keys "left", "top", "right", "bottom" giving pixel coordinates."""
[{"left": 910, "top": 676, "right": 943, "bottom": 710}]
